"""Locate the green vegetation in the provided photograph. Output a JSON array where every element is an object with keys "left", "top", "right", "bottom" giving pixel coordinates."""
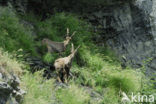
[
  {"left": 0, "top": 5, "right": 155, "bottom": 104},
  {"left": 27, "top": 12, "right": 93, "bottom": 63},
  {"left": 0, "top": 6, "right": 36, "bottom": 55},
  {"left": 21, "top": 71, "right": 55, "bottom": 104},
  {"left": 56, "top": 84, "right": 90, "bottom": 104},
  {"left": 0, "top": 48, "right": 23, "bottom": 76},
  {"left": 35, "top": 13, "right": 92, "bottom": 45},
  {"left": 43, "top": 53, "right": 57, "bottom": 64}
]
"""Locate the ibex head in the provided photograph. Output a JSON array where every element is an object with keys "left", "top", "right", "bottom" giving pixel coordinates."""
[
  {"left": 42, "top": 38, "right": 49, "bottom": 45},
  {"left": 64, "top": 28, "right": 76, "bottom": 46}
]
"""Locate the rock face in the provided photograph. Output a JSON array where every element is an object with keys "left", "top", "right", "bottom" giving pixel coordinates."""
[
  {"left": 105, "top": 0, "right": 156, "bottom": 77},
  {"left": 81, "top": 0, "right": 156, "bottom": 78},
  {"left": 0, "top": 67, "right": 25, "bottom": 104}
]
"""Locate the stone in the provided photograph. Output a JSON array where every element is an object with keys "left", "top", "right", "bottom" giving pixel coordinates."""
[
  {"left": 0, "top": 82, "right": 12, "bottom": 94},
  {"left": 0, "top": 73, "right": 2, "bottom": 79},
  {"left": 149, "top": 58, "right": 156, "bottom": 70},
  {"left": 6, "top": 97, "right": 18, "bottom": 104},
  {"left": 13, "top": 89, "right": 26, "bottom": 103},
  {"left": 0, "top": 67, "right": 25, "bottom": 104}
]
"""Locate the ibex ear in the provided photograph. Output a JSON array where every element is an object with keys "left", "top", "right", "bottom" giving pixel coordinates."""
[
  {"left": 71, "top": 43, "right": 74, "bottom": 53},
  {"left": 67, "top": 28, "right": 69, "bottom": 36}
]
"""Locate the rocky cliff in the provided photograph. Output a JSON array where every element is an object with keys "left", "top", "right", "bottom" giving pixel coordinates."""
[{"left": 88, "top": 0, "right": 156, "bottom": 78}]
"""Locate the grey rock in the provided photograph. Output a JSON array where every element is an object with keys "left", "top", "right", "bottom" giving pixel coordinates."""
[
  {"left": 149, "top": 58, "right": 156, "bottom": 70},
  {"left": 93, "top": 11, "right": 104, "bottom": 18},
  {"left": 10, "top": 74, "right": 20, "bottom": 90},
  {"left": 0, "top": 73, "right": 2, "bottom": 79},
  {"left": 0, "top": 82, "right": 12, "bottom": 104},
  {"left": 13, "top": 89, "right": 26, "bottom": 103},
  {"left": 7, "top": 97, "right": 18, "bottom": 104},
  {"left": 0, "top": 82, "right": 12, "bottom": 94},
  {"left": 85, "top": 0, "right": 156, "bottom": 77},
  {"left": 0, "top": 67, "right": 25, "bottom": 104}
]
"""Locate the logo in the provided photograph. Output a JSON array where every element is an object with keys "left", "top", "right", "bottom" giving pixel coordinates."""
[{"left": 121, "top": 92, "right": 155, "bottom": 103}]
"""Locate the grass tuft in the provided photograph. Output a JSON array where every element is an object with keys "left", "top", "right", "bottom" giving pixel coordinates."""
[
  {"left": 56, "top": 84, "right": 90, "bottom": 104},
  {"left": 0, "top": 48, "right": 23, "bottom": 76},
  {"left": 21, "top": 71, "right": 55, "bottom": 104}
]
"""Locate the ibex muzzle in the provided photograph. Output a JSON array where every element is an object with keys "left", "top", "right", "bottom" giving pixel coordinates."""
[
  {"left": 42, "top": 28, "right": 76, "bottom": 54},
  {"left": 54, "top": 43, "right": 80, "bottom": 83}
]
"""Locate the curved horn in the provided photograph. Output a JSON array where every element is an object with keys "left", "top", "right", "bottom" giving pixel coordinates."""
[
  {"left": 71, "top": 43, "right": 74, "bottom": 53},
  {"left": 71, "top": 31, "right": 76, "bottom": 37},
  {"left": 67, "top": 28, "right": 69, "bottom": 36},
  {"left": 75, "top": 45, "right": 80, "bottom": 52}
]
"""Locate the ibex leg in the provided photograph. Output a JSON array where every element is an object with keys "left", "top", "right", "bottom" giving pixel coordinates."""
[
  {"left": 63, "top": 68, "right": 68, "bottom": 83},
  {"left": 65, "top": 67, "right": 70, "bottom": 79},
  {"left": 56, "top": 71, "right": 62, "bottom": 82}
]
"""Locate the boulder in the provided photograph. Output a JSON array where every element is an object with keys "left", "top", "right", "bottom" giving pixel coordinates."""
[{"left": 0, "top": 70, "right": 25, "bottom": 104}]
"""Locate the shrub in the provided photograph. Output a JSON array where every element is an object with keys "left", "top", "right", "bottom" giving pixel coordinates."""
[
  {"left": 107, "top": 70, "right": 141, "bottom": 93},
  {"left": 43, "top": 53, "right": 58, "bottom": 64},
  {"left": 0, "top": 6, "right": 36, "bottom": 55},
  {"left": 78, "top": 45, "right": 104, "bottom": 71}
]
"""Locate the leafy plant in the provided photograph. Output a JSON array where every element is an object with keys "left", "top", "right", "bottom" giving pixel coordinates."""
[
  {"left": 43, "top": 52, "right": 58, "bottom": 63},
  {"left": 0, "top": 6, "right": 36, "bottom": 55}
]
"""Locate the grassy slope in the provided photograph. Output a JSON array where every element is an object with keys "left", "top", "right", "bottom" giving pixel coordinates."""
[{"left": 0, "top": 6, "right": 155, "bottom": 104}]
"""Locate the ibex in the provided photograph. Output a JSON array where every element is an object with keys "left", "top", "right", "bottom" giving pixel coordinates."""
[
  {"left": 54, "top": 43, "right": 80, "bottom": 83},
  {"left": 42, "top": 28, "right": 76, "bottom": 54}
]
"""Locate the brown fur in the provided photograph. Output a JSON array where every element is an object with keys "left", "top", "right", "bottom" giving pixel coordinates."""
[
  {"left": 42, "top": 28, "right": 76, "bottom": 54},
  {"left": 54, "top": 44, "right": 80, "bottom": 83}
]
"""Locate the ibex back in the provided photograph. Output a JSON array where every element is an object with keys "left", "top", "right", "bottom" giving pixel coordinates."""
[{"left": 42, "top": 28, "right": 76, "bottom": 54}]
